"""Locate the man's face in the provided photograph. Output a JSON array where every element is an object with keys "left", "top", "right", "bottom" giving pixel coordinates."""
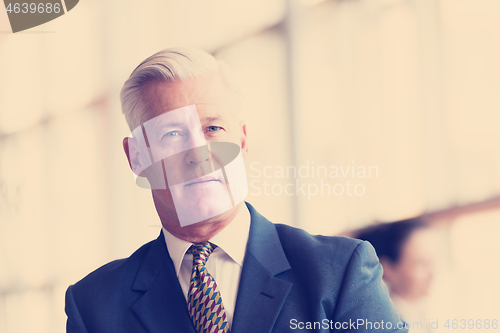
[
  {"left": 383, "top": 229, "right": 437, "bottom": 301},
  {"left": 124, "top": 72, "right": 248, "bottom": 234}
]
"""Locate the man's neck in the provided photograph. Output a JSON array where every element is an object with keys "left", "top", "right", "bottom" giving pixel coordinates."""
[{"left": 163, "top": 204, "right": 243, "bottom": 243}]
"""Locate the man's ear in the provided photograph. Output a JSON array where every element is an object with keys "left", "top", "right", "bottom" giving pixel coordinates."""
[
  {"left": 123, "top": 136, "right": 150, "bottom": 176},
  {"left": 239, "top": 120, "right": 248, "bottom": 159}
]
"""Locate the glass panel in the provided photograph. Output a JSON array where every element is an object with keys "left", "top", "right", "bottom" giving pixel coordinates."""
[
  {"left": 0, "top": 37, "right": 44, "bottom": 134},
  {"left": 216, "top": 30, "right": 292, "bottom": 225}
]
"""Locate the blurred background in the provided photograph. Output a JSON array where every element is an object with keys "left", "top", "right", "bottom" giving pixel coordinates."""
[{"left": 0, "top": 0, "right": 499, "bottom": 332}]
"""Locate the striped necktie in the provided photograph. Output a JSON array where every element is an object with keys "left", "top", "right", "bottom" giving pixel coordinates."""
[{"left": 187, "top": 242, "right": 230, "bottom": 333}]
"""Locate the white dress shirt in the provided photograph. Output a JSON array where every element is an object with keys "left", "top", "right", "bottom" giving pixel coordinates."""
[{"left": 162, "top": 204, "right": 251, "bottom": 329}]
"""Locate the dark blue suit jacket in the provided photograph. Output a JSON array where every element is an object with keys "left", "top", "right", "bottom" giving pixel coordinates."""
[{"left": 66, "top": 203, "right": 408, "bottom": 332}]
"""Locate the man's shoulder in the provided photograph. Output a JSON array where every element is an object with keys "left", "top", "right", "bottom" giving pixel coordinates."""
[
  {"left": 274, "top": 222, "right": 360, "bottom": 248},
  {"left": 273, "top": 222, "right": 367, "bottom": 265},
  {"left": 274, "top": 222, "right": 362, "bottom": 250},
  {"left": 246, "top": 202, "right": 367, "bottom": 266},
  {"left": 71, "top": 238, "right": 156, "bottom": 293}
]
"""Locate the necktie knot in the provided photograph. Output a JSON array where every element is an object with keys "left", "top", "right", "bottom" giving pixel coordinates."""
[{"left": 188, "top": 241, "right": 217, "bottom": 267}]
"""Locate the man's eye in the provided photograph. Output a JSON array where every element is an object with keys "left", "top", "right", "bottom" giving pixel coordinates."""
[
  {"left": 163, "top": 131, "right": 181, "bottom": 138},
  {"left": 206, "top": 126, "right": 222, "bottom": 133}
]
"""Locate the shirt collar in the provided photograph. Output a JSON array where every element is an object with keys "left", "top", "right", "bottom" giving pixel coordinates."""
[{"left": 162, "top": 203, "right": 251, "bottom": 277}]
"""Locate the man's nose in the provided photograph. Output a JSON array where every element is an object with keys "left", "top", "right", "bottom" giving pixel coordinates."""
[{"left": 184, "top": 145, "right": 211, "bottom": 165}]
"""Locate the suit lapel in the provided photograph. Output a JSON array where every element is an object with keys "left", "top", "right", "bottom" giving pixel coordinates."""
[
  {"left": 130, "top": 233, "right": 195, "bottom": 333},
  {"left": 231, "top": 203, "right": 293, "bottom": 333}
]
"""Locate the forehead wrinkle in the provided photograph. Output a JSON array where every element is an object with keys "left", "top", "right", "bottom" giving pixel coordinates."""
[
  {"left": 195, "top": 103, "right": 232, "bottom": 121},
  {"left": 141, "top": 76, "right": 234, "bottom": 125}
]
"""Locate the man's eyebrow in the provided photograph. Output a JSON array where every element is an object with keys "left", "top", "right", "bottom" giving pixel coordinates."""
[
  {"left": 153, "top": 121, "right": 185, "bottom": 130},
  {"left": 158, "top": 122, "right": 184, "bottom": 127},
  {"left": 203, "top": 116, "right": 222, "bottom": 122}
]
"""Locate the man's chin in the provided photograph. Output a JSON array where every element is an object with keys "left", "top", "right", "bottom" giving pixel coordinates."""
[
  {"left": 174, "top": 197, "right": 233, "bottom": 227},
  {"left": 186, "top": 212, "right": 231, "bottom": 227}
]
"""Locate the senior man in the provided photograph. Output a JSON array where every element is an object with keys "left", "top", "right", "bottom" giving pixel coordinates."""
[{"left": 65, "top": 48, "right": 408, "bottom": 333}]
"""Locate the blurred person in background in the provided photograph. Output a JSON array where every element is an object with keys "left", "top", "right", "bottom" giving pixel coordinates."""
[{"left": 354, "top": 218, "right": 438, "bottom": 332}]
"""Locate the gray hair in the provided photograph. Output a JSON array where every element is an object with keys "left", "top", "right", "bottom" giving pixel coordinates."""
[{"left": 120, "top": 47, "right": 240, "bottom": 131}]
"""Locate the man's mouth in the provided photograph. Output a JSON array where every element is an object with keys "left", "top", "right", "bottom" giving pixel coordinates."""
[{"left": 185, "top": 176, "right": 220, "bottom": 186}]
